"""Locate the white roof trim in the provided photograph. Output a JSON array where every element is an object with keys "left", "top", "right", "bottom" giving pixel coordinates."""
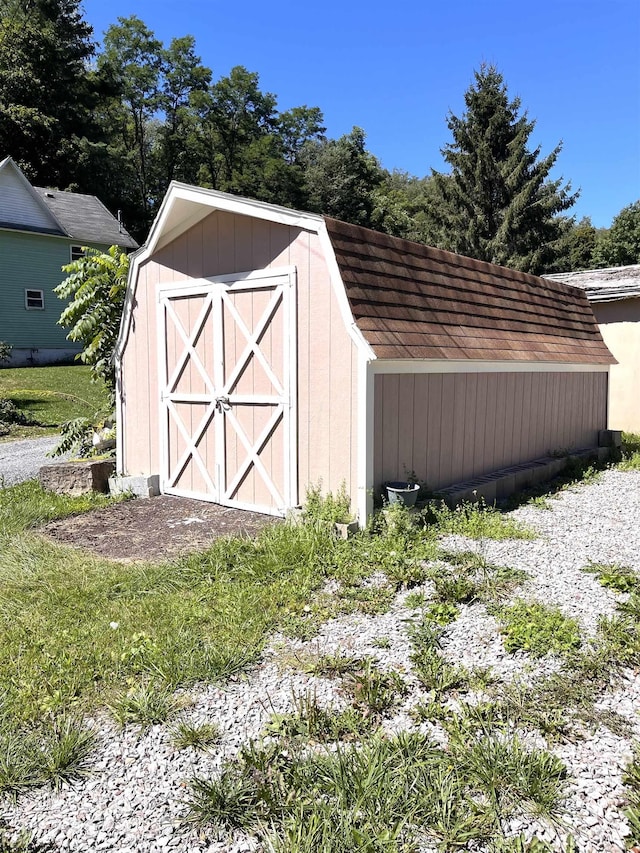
[
  {"left": 371, "top": 359, "right": 610, "bottom": 374},
  {"left": 116, "top": 183, "right": 374, "bottom": 362},
  {"left": 0, "top": 155, "right": 67, "bottom": 235},
  {"left": 146, "top": 182, "right": 325, "bottom": 255}
]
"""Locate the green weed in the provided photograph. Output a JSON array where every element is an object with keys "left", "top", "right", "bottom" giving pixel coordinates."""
[
  {"left": 170, "top": 721, "right": 220, "bottom": 751},
  {"left": 582, "top": 561, "right": 640, "bottom": 594},
  {"left": 498, "top": 601, "right": 582, "bottom": 658},
  {"left": 107, "top": 681, "right": 181, "bottom": 728},
  {"left": 426, "top": 499, "right": 535, "bottom": 540}
]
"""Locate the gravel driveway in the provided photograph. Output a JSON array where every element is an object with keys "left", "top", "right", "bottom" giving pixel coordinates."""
[
  {"left": 0, "top": 435, "right": 67, "bottom": 486},
  {"left": 2, "top": 469, "right": 640, "bottom": 851}
]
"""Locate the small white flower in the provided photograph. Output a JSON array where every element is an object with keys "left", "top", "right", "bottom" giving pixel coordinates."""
[{"left": 109, "top": 621, "right": 119, "bottom": 630}]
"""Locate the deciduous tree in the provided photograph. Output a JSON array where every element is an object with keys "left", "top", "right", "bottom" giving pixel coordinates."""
[{"left": 592, "top": 201, "right": 640, "bottom": 267}]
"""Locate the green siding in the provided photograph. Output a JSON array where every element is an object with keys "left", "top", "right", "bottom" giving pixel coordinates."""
[{"left": 0, "top": 230, "right": 109, "bottom": 349}]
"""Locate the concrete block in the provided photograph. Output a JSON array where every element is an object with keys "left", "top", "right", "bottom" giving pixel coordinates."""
[
  {"left": 599, "top": 429, "right": 623, "bottom": 448},
  {"left": 496, "top": 474, "right": 516, "bottom": 499},
  {"left": 40, "top": 459, "right": 115, "bottom": 495},
  {"left": 334, "top": 520, "right": 359, "bottom": 539},
  {"left": 108, "top": 474, "right": 160, "bottom": 498}
]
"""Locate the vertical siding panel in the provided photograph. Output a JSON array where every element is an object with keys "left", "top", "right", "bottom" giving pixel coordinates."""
[
  {"left": 412, "top": 375, "right": 429, "bottom": 485},
  {"left": 483, "top": 375, "right": 498, "bottom": 475},
  {"left": 290, "top": 230, "right": 311, "bottom": 502},
  {"left": 450, "top": 374, "right": 466, "bottom": 483},
  {"left": 328, "top": 251, "right": 354, "bottom": 493},
  {"left": 350, "top": 345, "right": 359, "bottom": 514},
  {"left": 373, "top": 375, "right": 384, "bottom": 498},
  {"left": 202, "top": 213, "right": 219, "bottom": 276},
  {"left": 425, "top": 375, "right": 442, "bottom": 488},
  {"left": 397, "top": 375, "right": 415, "bottom": 478},
  {"left": 438, "top": 375, "right": 455, "bottom": 488},
  {"left": 251, "top": 219, "right": 271, "bottom": 270},
  {"left": 461, "top": 374, "right": 477, "bottom": 480},
  {"left": 381, "top": 375, "right": 400, "bottom": 483},
  {"left": 472, "top": 373, "right": 487, "bottom": 479},
  {"left": 306, "top": 233, "right": 331, "bottom": 492},
  {"left": 505, "top": 373, "right": 518, "bottom": 467},
  {"left": 511, "top": 373, "right": 524, "bottom": 466},
  {"left": 269, "top": 222, "right": 291, "bottom": 268}
]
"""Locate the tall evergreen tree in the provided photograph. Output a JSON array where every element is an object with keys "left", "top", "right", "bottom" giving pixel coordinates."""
[{"left": 430, "top": 65, "right": 576, "bottom": 273}]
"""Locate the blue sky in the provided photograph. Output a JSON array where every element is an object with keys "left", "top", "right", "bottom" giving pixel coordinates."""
[{"left": 83, "top": 0, "right": 640, "bottom": 228}]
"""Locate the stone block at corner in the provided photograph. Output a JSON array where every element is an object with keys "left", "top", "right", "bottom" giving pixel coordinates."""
[{"left": 39, "top": 459, "right": 115, "bottom": 495}]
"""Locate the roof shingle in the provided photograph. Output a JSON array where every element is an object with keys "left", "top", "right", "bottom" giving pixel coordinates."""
[
  {"left": 324, "top": 218, "right": 613, "bottom": 365},
  {"left": 34, "top": 187, "right": 138, "bottom": 249}
]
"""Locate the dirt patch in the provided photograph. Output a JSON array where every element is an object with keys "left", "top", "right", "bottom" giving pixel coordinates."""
[{"left": 40, "top": 495, "right": 278, "bottom": 562}]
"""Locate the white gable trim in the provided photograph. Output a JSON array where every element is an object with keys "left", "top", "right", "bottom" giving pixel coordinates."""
[
  {"left": 115, "top": 184, "right": 373, "bottom": 362},
  {"left": 0, "top": 156, "right": 67, "bottom": 234}
]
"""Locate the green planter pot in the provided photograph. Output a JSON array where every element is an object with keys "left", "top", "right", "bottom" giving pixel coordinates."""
[{"left": 385, "top": 481, "right": 420, "bottom": 507}]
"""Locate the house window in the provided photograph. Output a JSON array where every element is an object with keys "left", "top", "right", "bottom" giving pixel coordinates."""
[
  {"left": 70, "top": 245, "right": 85, "bottom": 262},
  {"left": 25, "top": 289, "right": 45, "bottom": 310}
]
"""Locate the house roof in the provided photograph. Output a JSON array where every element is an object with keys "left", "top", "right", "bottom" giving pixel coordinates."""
[
  {"left": 0, "top": 155, "right": 137, "bottom": 248},
  {"left": 546, "top": 265, "right": 640, "bottom": 303},
  {"left": 325, "top": 218, "right": 613, "bottom": 364},
  {"left": 33, "top": 187, "right": 138, "bottom": 249}
]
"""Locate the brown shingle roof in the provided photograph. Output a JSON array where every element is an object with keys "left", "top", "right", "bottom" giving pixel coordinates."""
[{"left": 324, "top": 218, "right": 613, "bottom": 364}]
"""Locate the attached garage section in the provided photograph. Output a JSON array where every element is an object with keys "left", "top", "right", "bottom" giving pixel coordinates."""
[{"left": 116, "top": 184, "right": 613, "bottom": 523}]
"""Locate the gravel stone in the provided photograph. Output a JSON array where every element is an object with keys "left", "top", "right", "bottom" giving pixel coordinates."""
[{"left": 2, "top": 468, "right": 640, "bottom": 850}]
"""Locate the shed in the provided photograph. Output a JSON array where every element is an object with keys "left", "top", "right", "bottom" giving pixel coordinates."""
[
  {"left": 116, "top": 184, "right": 613, "bottom": 523},
  {"left": 548, "top": 265, "right": 640, "bottom": 432}
]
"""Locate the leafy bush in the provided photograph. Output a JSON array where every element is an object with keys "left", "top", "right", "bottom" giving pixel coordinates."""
[
  {"left": 0, "top": 342, "right": 11, "bottom": 365},
  {"left": 303, "top": 482, "right": 353, "bottom": 524},
  {"left": 0, "top": 399, "right": 29, "bottom": 436}
]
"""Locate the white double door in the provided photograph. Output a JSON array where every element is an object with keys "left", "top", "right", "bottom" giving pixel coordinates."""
[{"left": 158, "top": 268, "right": 297, "bottom": 516}]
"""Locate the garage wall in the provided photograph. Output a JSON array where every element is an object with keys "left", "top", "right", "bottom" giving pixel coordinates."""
[
  {"left": 119, "top": 210, "right": 360, "bottom": 513},
  {"left": 592, "top": 299, "right": 640, "bottom": 432},
  {"left": 373, "top": 370, "right": 608, "bottom": 495}
]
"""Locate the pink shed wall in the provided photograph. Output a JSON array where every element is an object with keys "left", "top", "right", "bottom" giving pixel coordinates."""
[
  {"left": 119, "top": 210, "right": 360, "bottom": 511},
  {"left": 373, "top": 371, "right": 608, "bottom": 495}
]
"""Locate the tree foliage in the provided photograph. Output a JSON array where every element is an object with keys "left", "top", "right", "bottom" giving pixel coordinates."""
[
  {"left": 55, "top": 246, "right": 130, "bottom": 401},
  {"left": 592, "top": 201, "right": 640, "bottom": 268},
  {"left": 4, "top": 1, "right": 627, "bottom": 274},
  {"left": 0, "top": 0, "right": 103, "bottom": 188},
  {"left": 429, "top": 64, "right": 576, "bottom": 273}
]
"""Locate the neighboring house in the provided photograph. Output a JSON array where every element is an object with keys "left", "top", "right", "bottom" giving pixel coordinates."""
[
  {"left": 115, "top": 184, "right": 613, "bottom": 524},
  {"left": 0, "top": 155, "right": 137, "bottom": 366},
  {"left": 548, "top": 265, "right": 640, "bottom": 432}
]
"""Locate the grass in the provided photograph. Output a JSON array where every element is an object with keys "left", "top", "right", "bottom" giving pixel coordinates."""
[
  {"left": 618, "top": 432, "right": 640, "bottom": 471},
  {"left": 1, "top": 466, "right": 638, "bottom": 847},
  {"left": 426, "top": 498, "right": 536, "bottom": 541},
  {"left": 0, "top": 365, "right": 107, "bottom": 439},
  {"left": 186, "top": 728, "right": 567, "bottom": 848}
]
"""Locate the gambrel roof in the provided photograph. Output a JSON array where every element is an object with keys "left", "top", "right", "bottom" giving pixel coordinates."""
[
  {"left": 326, "top": 218, "right": 613, "bottom": 364},
  {"left": 121, "top": 182, "right": 612, "bottom": 367}
]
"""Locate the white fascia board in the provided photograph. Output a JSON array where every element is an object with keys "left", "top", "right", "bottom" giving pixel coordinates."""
[
  {"left": 316, "top": 220, "right": 376, "bottom": 360},
  {"left": 371, "top": 359, "right": 611, "bottom": 374},
  {"left": 147, "top": 183, "right": 325, "bottom": 255}
]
